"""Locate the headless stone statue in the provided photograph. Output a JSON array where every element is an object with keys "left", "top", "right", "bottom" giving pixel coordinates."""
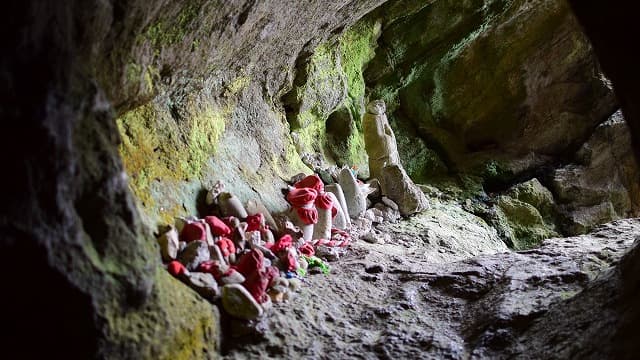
[
  {"left": 363, "top": 99, "right": 428, "bottom": 216},
  {"left": 363, "top": 100, "right": 401, "bottom": 181}
]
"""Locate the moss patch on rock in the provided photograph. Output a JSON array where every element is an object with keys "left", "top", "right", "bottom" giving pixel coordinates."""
[
  {"left": 103, "top": 269, "right": 219, "bottom": 359},
  {"left": 117, "top": 98, "right": 229, "bottom": 225},
  {"left": 284, "top": 19, "right": 381, "bottom": 171}
]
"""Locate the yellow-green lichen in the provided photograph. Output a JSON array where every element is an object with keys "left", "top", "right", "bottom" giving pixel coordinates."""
[
  {"left": 102, "top": 269, "right": 218, "bottom": 358},
  {"left": 117, "top": 100, "right": 229, "bottom": 225}
]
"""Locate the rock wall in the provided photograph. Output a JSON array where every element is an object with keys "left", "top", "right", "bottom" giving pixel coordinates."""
[
  {"left": 3, "top": 0, "right": 639, "bottom": 358},
  {"left": 364, "top": 0, "right": 617, "bottom": 185}
]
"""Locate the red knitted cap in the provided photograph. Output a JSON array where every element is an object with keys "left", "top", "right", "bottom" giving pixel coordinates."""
[
  {"left": 205, "top": 215, "right": 231, "bottom": 236},
  {"left": 181, "top": 222, "right": 206, "bottom": 242},
  {"left": 286, "top": 187, "right": 318, "bottom": 207},
  {"left": 294, "top": 174, "right": 324, "bottom": 192}
]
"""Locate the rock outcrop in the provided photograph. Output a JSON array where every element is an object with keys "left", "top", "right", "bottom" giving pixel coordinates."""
[
  {"left": 551, "top": 110, "right": 640, "bottom": 235},
  {"left": 223, "top": 215, "right": 639, "bottom": 359}
]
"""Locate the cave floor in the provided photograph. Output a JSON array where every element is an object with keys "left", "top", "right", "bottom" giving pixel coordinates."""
[{"left": 222, "top": 199, "right": 639, "bottom": 359}]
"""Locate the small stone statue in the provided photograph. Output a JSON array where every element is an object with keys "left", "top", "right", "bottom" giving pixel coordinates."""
[{"left": 363, "top": 99, "right": 428, "bottom": 216}]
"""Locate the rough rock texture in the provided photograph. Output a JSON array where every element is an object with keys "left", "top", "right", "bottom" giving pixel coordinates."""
[
  {"left": 551, "top": 110, "right": 640, "bottom": 235},
  {"left": 223, "top": 218, "right": 638, "bottom": 359},
  {"left": 364, "top": 0, "right": 617, "bottom": 185},
  {"left": 2, "top": 1, "right": 220, "bottom": 357},
  {"left": 494, "top": 178, "right": 559, "bottom": 250},
  {"left": 3, "top": 0, "right": 640, "bottom": 358},
  {"left": 113, "top": 0, "right": 386, "bottom": 227}
]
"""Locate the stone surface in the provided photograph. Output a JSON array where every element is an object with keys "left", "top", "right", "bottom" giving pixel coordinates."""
[
  {"left": 339, "top": 167, "right": 367, "bottom": 219},
  {"left": 157, "top": 226, "right": 180, "bottom": 261},
  {"left": 222, "top": 284, "right": 264, "bottom": 321},
  {"left": 326, "top": 183, "right": 351, "bottom": 227},
  {"left": 4, "top": 0, "right": 638, "bottom": 358},
  {"left": 364, "top": 0, "right": 617, "bottom": 185},
  {"left": 186, "top": 272, "right": 219, "bottom": 301},
  {"left": 551, "top": 110, "right": 640, "bottom": 235},
  {"left": 178, "top": 241, "right": 211, "bottom": 271},
  {"left": 380, "top": 165, "right": 429, "bottom": 216},
  {"left": 223, "top": 218, "right": 639, "bottom": 359}
]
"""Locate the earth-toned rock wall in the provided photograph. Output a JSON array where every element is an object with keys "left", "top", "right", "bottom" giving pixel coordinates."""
[{"left": 2, "top": 0, "right": 639, "bottom": 358}]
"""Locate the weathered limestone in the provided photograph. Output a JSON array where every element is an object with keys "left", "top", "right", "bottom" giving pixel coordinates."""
[
  {"left": 218, "top": 192, "right": 249, "bottom": 219},
  {"left": 326, "top": 192, "right": 348, "bottom": 229},
  {"left": 338, "top": 167, "right": 367, "bottom": 219},
  {"left": 363, "top": 100, "right": 401, "bottom": 181},
  {"left": 363, "top": 100, "right": 428, "bottom": 216},
  {"left": 380, "top": 165, "right": 428, "bottom": 216},
  {"left": 326, "top": 183, "right": 351, "bottom": 227},
  {"left": 157, "top": 226, "right": 179, "bottom": 262}
]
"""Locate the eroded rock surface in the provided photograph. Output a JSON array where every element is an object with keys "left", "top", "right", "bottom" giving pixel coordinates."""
[
  {"left": 552, "top": 110, "right": 640, "bottom": 235},
  {"left": 223, "top": 218, "right": 639, "bottom": 359}
]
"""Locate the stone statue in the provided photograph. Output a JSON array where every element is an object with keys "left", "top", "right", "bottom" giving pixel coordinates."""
[
  {"left": 363, "top": 100, "right": 401, "bottom": 181},
  {"left": 363, "top": 99, "right": 428, "bottom": 216}
]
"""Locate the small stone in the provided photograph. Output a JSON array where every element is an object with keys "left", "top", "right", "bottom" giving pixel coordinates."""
[
  {"left": 221, "top": 269, "right": 246, "bottom": 285},
  {"left": 246, "top": 198, "right": 279, "bottom": 232},
  {"left": 363, "top": 209, "right": 377, "bottom": 222},
  {"left": 316, "top": 168, "right": 334, "bottom": 185},
  {"left": 367, "top": 179, "right": 382, "bottom": 199},
  {"left": 315, "top": 245, "right": 342, "bottom": 262},
  {"left": 157, "top": 226, "right": 179, "bottom": 261},
  {"left": 209, "top": 244, "right": 226, "bottom": 264},
  {"left": 186, "top": 272, "right": 219, "bottom": 300},
  {"left": 381, "top": 196, "right": 399, "bottom": 211},
  {"left": 218, "top": 192, "right": 249, "bottom": 219},
  {"left": 290, "top": 172, "right": 308, "bottom": 184},
  {"left": 365, "top": 264, "right": 385, "bottom": 274},
  {"left": 221, "top": 284, "right": 264, "bottom": 320},
  {"left": 205, "top": 180, "right": 225, "bottom": 206},
  {"left": 339, "top": 167, "right": 367, "bottom": 219},
  {"left": 178, "top": 240, "right": 210, "bottom": 271},
  {"left": 361, "top": 231, "right": 379, "bottom": 244},
  {"left": 325, "top": 183, "right": 352, "bottom": 228},
  {"left": 288, "top": 278, "right": 302, "bottom": 291},
  {"left": 179, "top": 241, "right": 187, "bottom": 252}
]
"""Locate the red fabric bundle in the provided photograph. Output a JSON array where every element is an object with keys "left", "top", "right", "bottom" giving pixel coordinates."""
[
  {"left": 294, "top": 174, "right": 324, "bottom": 193},
  {"left": 215, "top": 237, "right": 236, "bottom": 257},
  {"left": 296, "top": 207, "right": 318, "bottom": 225},
  {"left": 298, "top": 242, "right": 315, "bottom": 257},
  {"left": 265, "top": 266, "right": 280, "bottom": 288},
  {"left": 271, "top": 234, "right": 293, "bottom": 253},
  {"left": 221, "top": 216, "right": 237, "bottom": 229},
  {"left": 286, "top": 187, "right": 318, "bottom": 207},
  {"left": 168, "top": 261, "right": 187, "bottom": 277},
  {"left": 197, "top": 260, "right": 222, "bottom": 280},
  {"left": 234, "top": 249, "right": 264, "bottom": 278},
  {"left": 314, "top": 192, "right": 333, "bottom": 210},
  {"left": 205, "top": 216, "right": 231, "bottom": 236},
  {"left": 243, "top": 270, "right": 270, "bottom": 303},
  {"left": 181, "top": 222, "right": 206, "bottom": 242},
  {"left": 245, "top": 213, "right": 264, "bottom": 232},
  {"left": 284, "top": 249, "right": 298, "bottom": 272}
]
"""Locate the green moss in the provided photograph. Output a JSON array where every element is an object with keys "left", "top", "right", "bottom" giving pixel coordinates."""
[
  {"left": 144, "top": 2, "right": 201, "bottom": 49},
  {"left": 496, "top": 196, "right": 558, "bottom": 250},
  {"left": 339, "top": 20, "right": 380, "bottom": 102},
  {"left": 117, "top": 100, "right": 229, "bottom": 225},
  {"left": 103, "top": 269, "right": 218, "bottom": 358}
]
